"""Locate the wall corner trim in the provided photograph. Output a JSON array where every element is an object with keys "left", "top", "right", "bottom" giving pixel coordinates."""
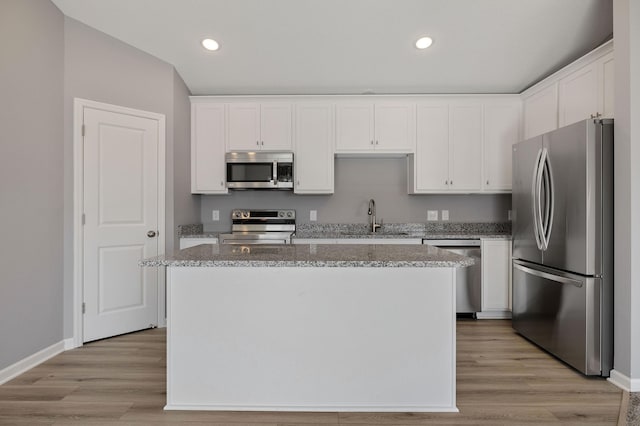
[
  {"left": 608, "top": 369, "right": 640, "bottom": 392},
  {"left": 0, "top": 341, "right": 66, "bottom": 385}
]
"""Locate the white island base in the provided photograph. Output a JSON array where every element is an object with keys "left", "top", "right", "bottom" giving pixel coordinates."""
[{"left": 166, "top": 266, "right": 457, "bottom": 412}]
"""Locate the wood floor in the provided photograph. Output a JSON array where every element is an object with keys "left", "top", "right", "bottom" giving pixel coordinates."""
[{"left": 0, "top": 320, "right": 623, "bottom": 425}]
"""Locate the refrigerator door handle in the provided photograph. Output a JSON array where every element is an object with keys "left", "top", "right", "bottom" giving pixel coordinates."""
[
  {"left": 513, "top": 262, "right": 583, "bottom": 288},
  {"left": 541, "top": 149, "right": 555, "bottom": 250},
  {"left": 532, "top": 148, "right": 544, "bottom": 250}
]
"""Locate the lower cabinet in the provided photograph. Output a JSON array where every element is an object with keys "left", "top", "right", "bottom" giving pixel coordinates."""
[
  {"left": 180, "top": 238, "right": 218, "bottom": 249},
  {"left": 478, "top": 239, "right": 512, "bottom": 319}
]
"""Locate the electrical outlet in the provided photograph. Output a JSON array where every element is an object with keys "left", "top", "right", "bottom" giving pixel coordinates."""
[
  {"left": 310, "top": 210, "right": 317, "bottom": 221},
  {"left": 508, "top": 210, "right": 512, "bottom": 220},
  {"left": 427, "top": 210, "right": 438, "bottom": 221},
  {"left": 212, "top": 210, "right": 220, "bottom": 221},
  {"left": 441, "top": 210, "right": 449, "bottom": 221}
]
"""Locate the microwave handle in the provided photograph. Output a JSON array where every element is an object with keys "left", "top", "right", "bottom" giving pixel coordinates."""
[{"left": 272, "top": 160, "right": 278, "bottom": 184}]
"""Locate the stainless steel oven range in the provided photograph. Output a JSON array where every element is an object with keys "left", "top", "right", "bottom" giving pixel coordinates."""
[{"left": 219, "top": 209, "right": 296, "bottom": 244}]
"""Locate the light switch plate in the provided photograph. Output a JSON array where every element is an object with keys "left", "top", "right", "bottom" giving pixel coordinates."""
[
  {"left": 310, "top": 210, "right": 317, "bottom": 221},
  {"left": 441, "top": 210, "right": 449, "bottom": 221},
  {"left": 212, "top": 210, "right": 220, "bottom": 221},
  {"left": 427, "top": 210, "right": 438, "bottom": 221}
]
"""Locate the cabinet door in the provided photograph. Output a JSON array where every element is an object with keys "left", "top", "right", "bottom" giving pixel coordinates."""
[
  {"left": 335, "top": 103, "right": 374, "bottom": 151},
  {"left": 180, "top": 238, "right": 218, "bottom": 249},
  {"left": 191, "top": 103, "right": 228, "bottom": 194},
  {"left": 228, "top": 103, "right": 261, "bottom": 151},
  {"left": 523, "top": 83, "right": 558, "bottom": 139},
  {"left": 558, "top": 63, "right": 598, "bottom": 127},
  {"left": 481, "top": 239, "right": 511, "bottom": 313},
  {"left": 449, "top": 104, "right": 482, "bottom": 191},
  {"left": 483, "top": 102, "right": 521, "bottom": 192},
  {"left": 414, "top": 104, "right": 449, "bottom": 191},
  {"left": 374, "top": 103, "right": 415, "bottom": 152},
  {"left": 261, "top": 103, "right": 292, "bottom": 150},
  {"left": 294, "top": 103, "right": 334, "bottom": 194},
  {"left": 334, "top": 238, "right": 422, "bottom": 245}
]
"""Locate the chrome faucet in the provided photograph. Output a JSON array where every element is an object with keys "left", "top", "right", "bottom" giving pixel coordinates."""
[{"left": 368, "top": 199, "right": 381, "bottom": 233}]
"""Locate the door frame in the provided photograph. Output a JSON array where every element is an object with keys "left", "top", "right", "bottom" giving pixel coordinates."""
[{"left": 72, "top": 98, "right": 166, "bottom": 348}]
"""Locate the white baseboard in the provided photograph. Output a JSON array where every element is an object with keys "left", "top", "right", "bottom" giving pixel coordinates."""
[
  {"left": 608, "top": 369, "right": 640, "bottom": 392},
  {"left": 63, "top": 338, "right": 77, "bottom": 350},
  {"left": 0, "top": 341, "right": 66, "bottom": 385},
  {"left": 475, "top": 311, "right": 512, "bottom": 319}
]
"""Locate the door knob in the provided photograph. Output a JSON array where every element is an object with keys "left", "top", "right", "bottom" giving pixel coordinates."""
[{"left": 147, "top": 230, "right": 157, "bottom": 238}]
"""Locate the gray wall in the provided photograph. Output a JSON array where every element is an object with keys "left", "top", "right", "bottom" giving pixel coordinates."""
[
  {"left": 0, "top": 0, "right": 64, "bottom": 370},
  {"left": 172, "top": 69, "right": 201, "bottom": 249},
  {"left": 62, "top": 18, "right": 197, "bottom": 338},
  {"left": 201, "top": 157, "right": 511, "bottom": 231},
  {"left": 613, "top": 0, "right": 640, "bottom": 381}
]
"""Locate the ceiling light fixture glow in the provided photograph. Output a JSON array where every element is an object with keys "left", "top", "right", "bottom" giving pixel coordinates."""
[
  {"left": 202, "top": 38, "right": 220, "bottom": 51},
  {"left": 415, "top": 36, "right": 433, "bottom": 49}
]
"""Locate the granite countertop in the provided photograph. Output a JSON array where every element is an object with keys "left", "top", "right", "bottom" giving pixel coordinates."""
[
  {"left": 293, "top": 222, "right": 512, "bottom": 241},
  {"left": 177, "top": 222, "right": 512, "bottom": 241},
  {"left": 141, "top": 243, "right": 475, "bottom": 268}
]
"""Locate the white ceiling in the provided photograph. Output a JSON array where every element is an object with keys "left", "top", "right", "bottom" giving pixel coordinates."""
[{"left": 51, "top": 0, "right": 613, "bottom": 96}]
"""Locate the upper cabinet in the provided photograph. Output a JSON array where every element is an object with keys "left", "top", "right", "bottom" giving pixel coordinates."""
[
  {"left": 191, "top": 103, "right": 228, "bottom": 194},
  {"left": 335, "top": 102, "right": 415, "bottom": 153},
  {"left": 294, "top": 103, "right": 335, "bottom": 194},
  {"left": 483, "top": 100, "right": 522, "bottom": 192},
  {"left": 228, "top": 102, "right": 292, "bottom": 151},
  {"left": 523, "top": 83, "right": 558, "bottom": 140},
  {"left": 410, "top": 98, "right": 519, "bottom": 194},
  {"left": 558, "top": 51, "right": 614, "bottom": 127},
  {"left": 411, "top": 100, "right": 483, "bottom": 193},
  {"left": 522, "top": 41, "right": 613, "bottom": 139}
]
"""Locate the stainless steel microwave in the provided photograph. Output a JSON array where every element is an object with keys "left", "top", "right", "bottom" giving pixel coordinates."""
[{"left": 225, "top": 152, "right": 294, "bottom": 189}]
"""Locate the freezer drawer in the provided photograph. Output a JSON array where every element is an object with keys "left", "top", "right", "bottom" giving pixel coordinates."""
[{"left": 512, "top": 260, "right": 609, "bottom": 376}]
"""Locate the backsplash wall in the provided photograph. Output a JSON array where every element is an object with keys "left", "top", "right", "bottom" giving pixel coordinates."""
[{"left": 200, "top": 157, "right": 511, "bottom": 231}]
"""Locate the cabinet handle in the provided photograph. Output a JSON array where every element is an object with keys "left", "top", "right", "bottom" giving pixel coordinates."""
[
  {"left": 370, "top": 140, "right": 374, "bottom": 145},
  {"left": 375, "top": 140, "right": 379, "bottom": 145},
  {"left": 445, "top": 180, "right": 448, "bottom": 185},
  {"left": 487, "top": 180, "right": 490, "bottom": 185},
  {"left": 220, "top": 181, "right": 224, "bottom": 187},
  {"left": 450, "top": 180, "right": 453, "bottom": 185},
  {"left": 261, "top": 141, "right": 264, "bottom": 146},
  {"left": 297, "top": 180, "right": 300, "bottom": 185},
  {"left": 256, "top": 141, "right": 260, "bottom": 146}
]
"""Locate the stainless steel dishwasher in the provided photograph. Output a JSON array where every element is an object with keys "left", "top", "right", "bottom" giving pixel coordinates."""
[{"left": 423, "top": 239, "right": 482, "bottom": 316}]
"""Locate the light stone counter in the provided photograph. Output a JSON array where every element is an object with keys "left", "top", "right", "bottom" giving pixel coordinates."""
[{"left": 141, "top": 242, "right": 475, "bottom": 268}]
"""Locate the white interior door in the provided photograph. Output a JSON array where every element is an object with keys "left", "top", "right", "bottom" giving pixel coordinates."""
[{"left": 82, "top": 106, "right": 160, "bottom": 342}]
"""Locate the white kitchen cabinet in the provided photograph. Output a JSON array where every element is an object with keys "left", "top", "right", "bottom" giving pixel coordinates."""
[
  {"left": 331, "top": 238, "right": 422, "bottom": 245},
  {"left": 523, "top": 83, "right": 558, "bottom": 140},
  {"left": 335, "top": 102, "right": 414, "bottom": 153},
  {"left": 483, "top": 100, "right": 521, "bottom": 192},
  {"left": 292, "top": 238, "right": 422, "bottom": 245},
  {"left": 228, "top": 102, "right": 292, "bottom": 151},
  {"left": 478, "top": 239, "right": 512, "bottom": 319},
  {"left": 410, "top": 101, "right": 482, "bottom": 193},
  {"left": 292, "top": 238, "right": 337, "bottom": 244},
  {"left": 558, "top": 51, "right": 614, "bottom": 127},
  {"left": 191, "top": 103, "right": 228, "bottom": 194},
  {"left": 180, "top": 237, "right": 218, "bottom": 249},
  {"left": 294, "top": 103, "right": 335, "bottom": 194}
]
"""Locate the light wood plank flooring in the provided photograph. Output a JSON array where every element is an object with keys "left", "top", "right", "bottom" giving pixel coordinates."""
[{"left": 0, "top": 320, "right": 623, "bottom": 425}]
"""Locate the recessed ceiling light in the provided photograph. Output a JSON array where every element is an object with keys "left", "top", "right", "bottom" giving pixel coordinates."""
[
  {"left": 415, "top": 36, "right": 433, "bottom": 50},
  {"left": 202, "top": 38, "right": 220, "bottom": 51}
]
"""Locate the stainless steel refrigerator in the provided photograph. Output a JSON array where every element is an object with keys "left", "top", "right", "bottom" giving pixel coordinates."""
[{"left": 511, "top": 118, "right": 613, "bottom": 377}]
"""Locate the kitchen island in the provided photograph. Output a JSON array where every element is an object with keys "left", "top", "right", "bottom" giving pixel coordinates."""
[{"left": 141, "top": 243, "right": 473, "bottom": 413}]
